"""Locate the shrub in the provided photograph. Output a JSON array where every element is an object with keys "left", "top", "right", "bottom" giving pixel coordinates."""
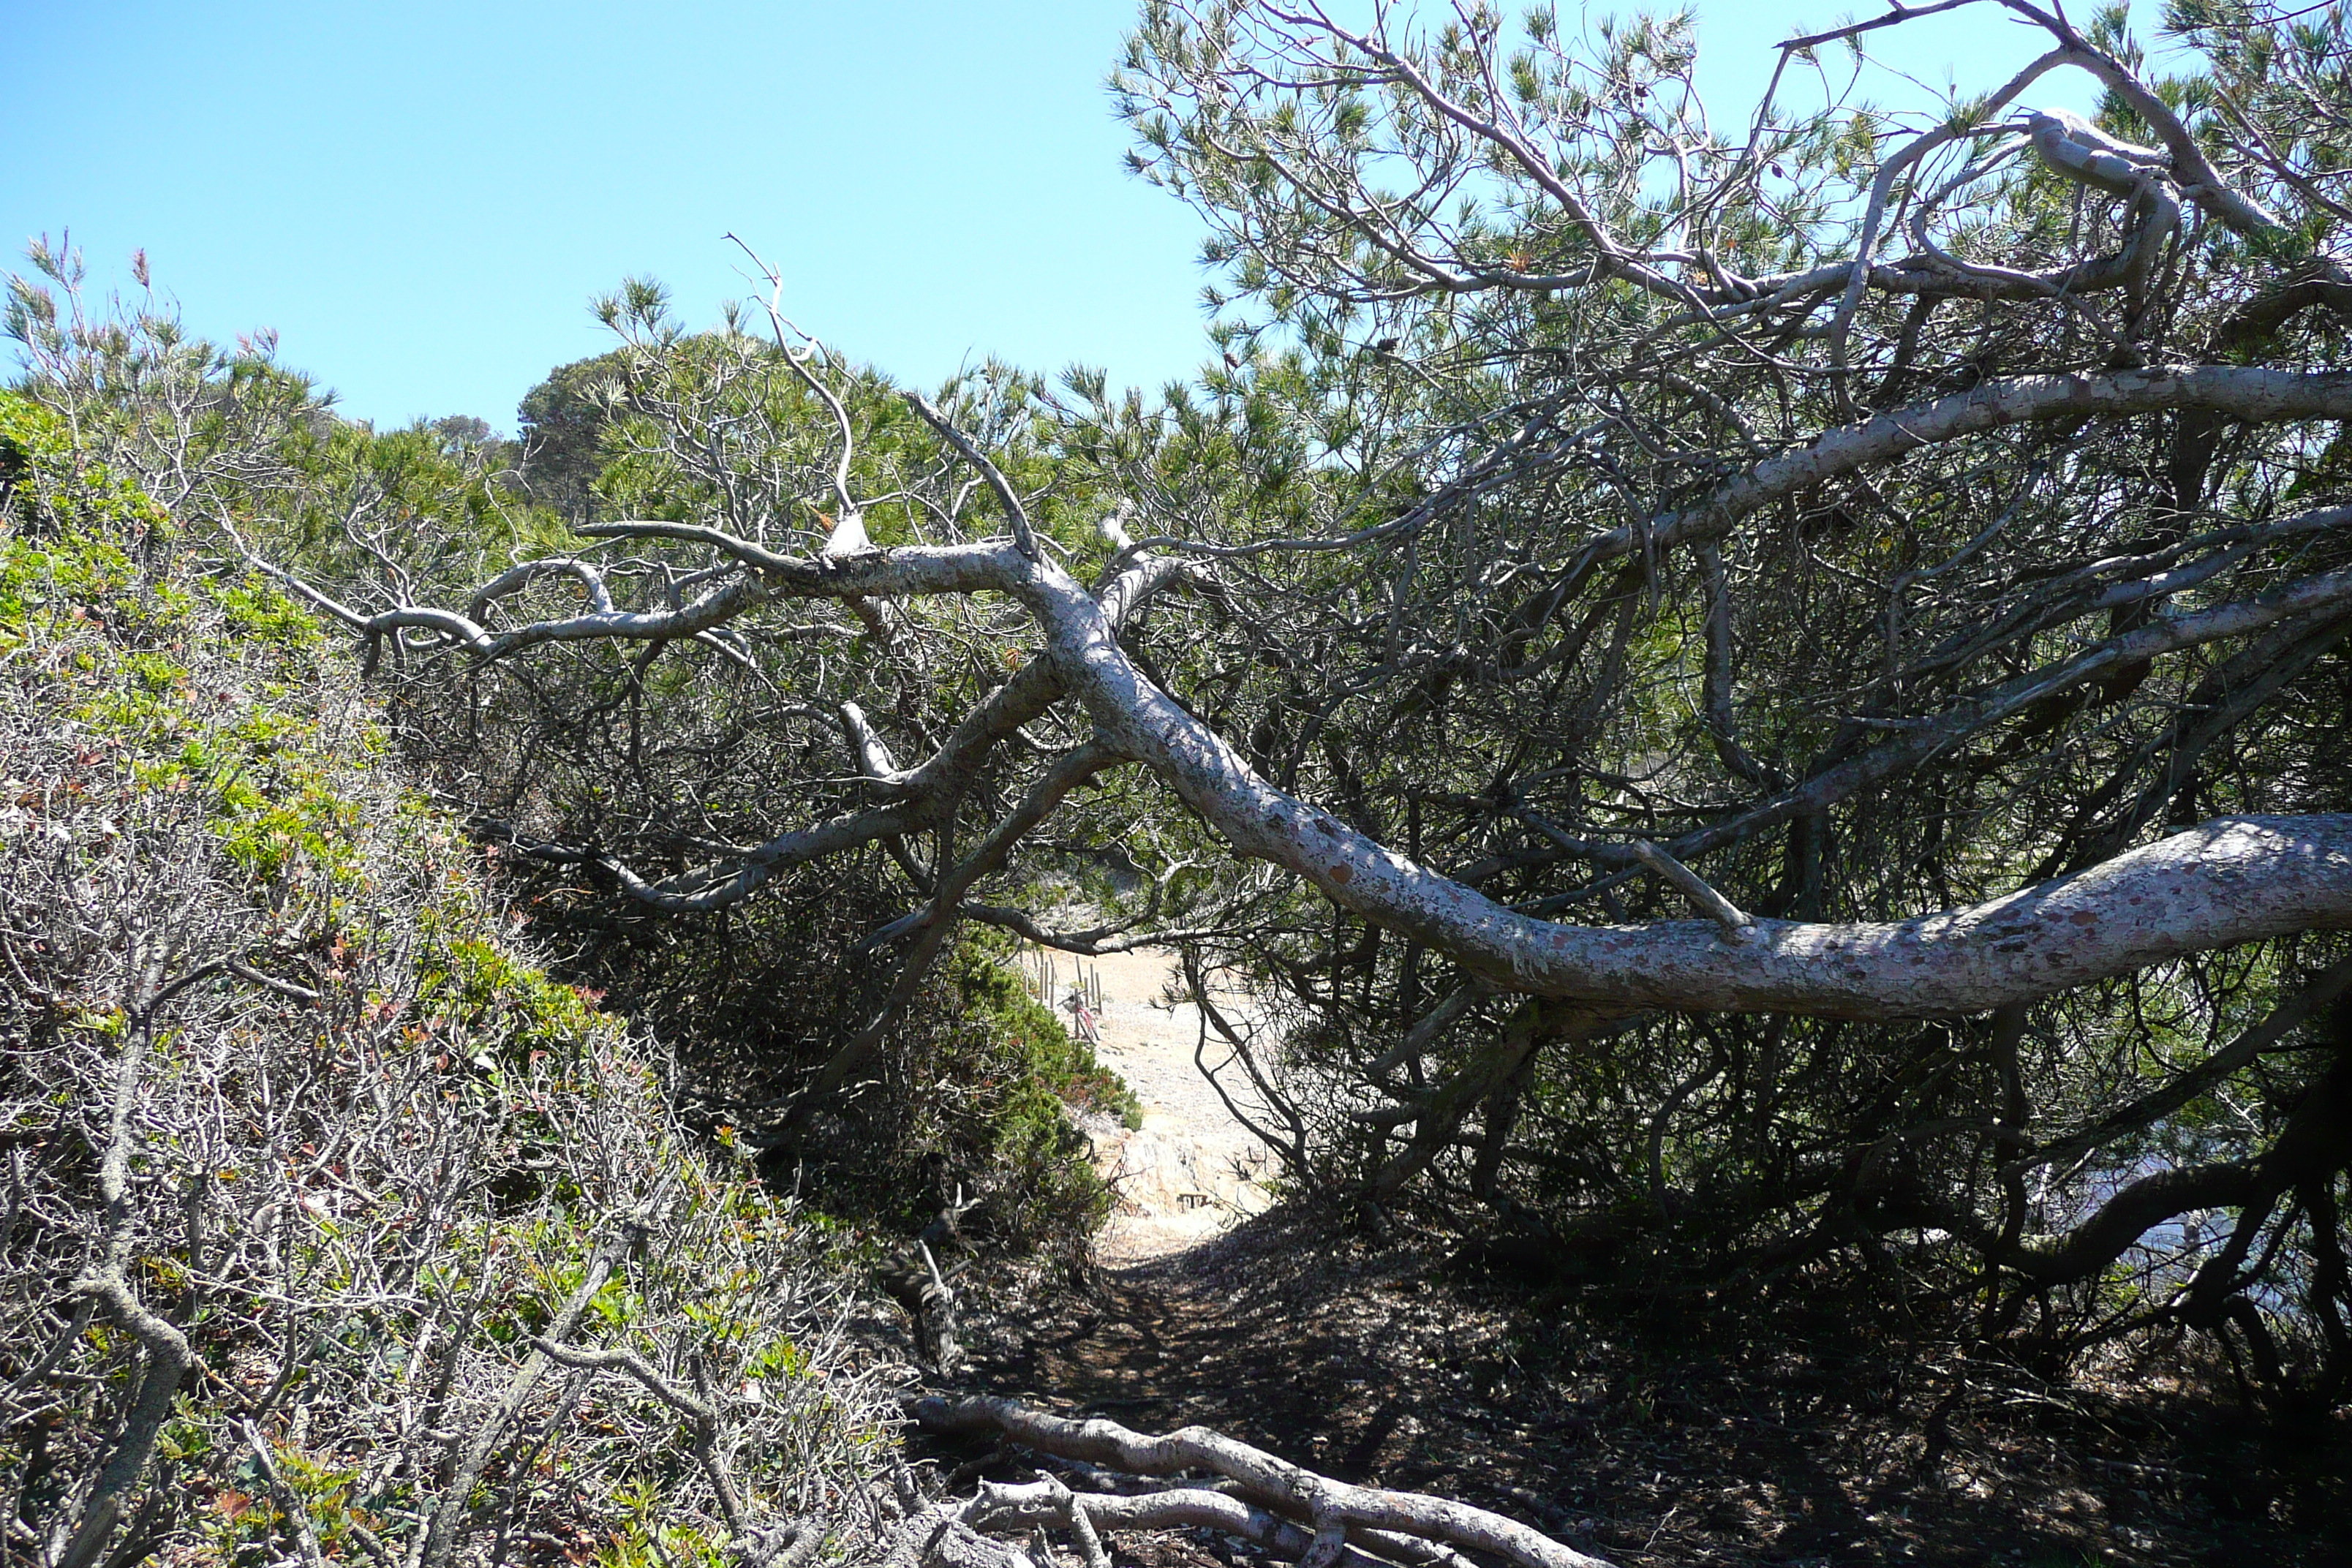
[{"left": 0, "top": 393, "right": 901, "bottom": 1568}]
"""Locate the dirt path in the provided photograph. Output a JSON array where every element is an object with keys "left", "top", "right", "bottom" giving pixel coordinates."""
[
  {"left": 951, "top": 1203, "right": 2351, "bottom": 1568},
  {"left": 951, "top": 950, "right": 2352, "bottom": 1567},
  {"left": 1037, "top": 946, "right": 1279, "bottom": 1264}
]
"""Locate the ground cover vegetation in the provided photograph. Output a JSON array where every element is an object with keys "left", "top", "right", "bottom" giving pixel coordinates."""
[
  {"left": 9, "top": 0, "right": 2352, "bottom": 1563},
  {"left": 0, "top": 271, "right": 1137, "bottom": 1564},
  {"left": 0, "top": 390, "right": 905, "bottom": 1568}
]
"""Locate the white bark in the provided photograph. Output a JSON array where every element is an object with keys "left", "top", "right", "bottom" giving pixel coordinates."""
[
  {"left": 1604, "top": 366, "right": 2352, "bottom": 568},
  {"left": 910, "top": 1394, "right": 1613, "bottom": 1568},
  {"left": 1009, "top": 543, "right": 2352, "bottom": 1019},
  {"left": 296, "top": 360, "right": 2352, "bottom": 1023},
  {"left": 328, "top": 510, "right": 2352, "bottom": 1020}
]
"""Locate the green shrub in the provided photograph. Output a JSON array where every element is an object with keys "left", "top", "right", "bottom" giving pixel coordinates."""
[{"left": 0, "top": 393, "right": 900, "bottom": 1568}]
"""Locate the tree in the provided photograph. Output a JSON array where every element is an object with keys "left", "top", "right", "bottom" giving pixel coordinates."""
[
  {"left": 181, "top": 0, "right": 2352, "bottom": 1411},
  {"left": 515, "top": 348, "right": 625, "bottom": 521}
]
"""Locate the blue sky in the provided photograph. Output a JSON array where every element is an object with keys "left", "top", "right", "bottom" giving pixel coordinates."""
[{"left": 4, "top": 1, "right": 2152, "bottom": 432}]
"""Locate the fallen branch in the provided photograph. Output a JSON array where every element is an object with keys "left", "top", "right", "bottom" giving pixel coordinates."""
[
  {"left": 968, "top": 1477, "right": 1469, "bottom": 1568},
  {"left": 905, "top": 1393, "right": 1618, "bottom": 1568}
]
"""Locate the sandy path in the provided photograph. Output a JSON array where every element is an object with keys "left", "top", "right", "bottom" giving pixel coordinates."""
[{"left": 1032, "top": 946, "right": 1279, "bottom": 1264}]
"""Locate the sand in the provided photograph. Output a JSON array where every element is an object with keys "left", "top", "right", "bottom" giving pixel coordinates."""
[{"left": 1033, "top": 946, "right": 1281, "bottom": 1264}]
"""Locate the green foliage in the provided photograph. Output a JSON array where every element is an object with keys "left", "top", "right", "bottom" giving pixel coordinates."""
[
  {"left": 0, "top": 391, "right": 894, "bottom": 1567},
  {"left": 951, "top": 933, "right": 1142, "bottom": 1132},
  {"left": 516, "top": 347, "right": 628, "bottom": 521},
  {"left": 372, "top": 331, "right": 1148, "bottom": 1256},
  {"left": 0, "top": 284, "right": 1147, "bottom": 1261},
  {"left": 0, "top": 390, "right": 172, "bottom": 549}
]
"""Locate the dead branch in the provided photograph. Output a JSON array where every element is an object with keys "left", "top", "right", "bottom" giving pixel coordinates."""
[{"left": 906, "top": 1393, "right": 1618, "bottom": 1568}]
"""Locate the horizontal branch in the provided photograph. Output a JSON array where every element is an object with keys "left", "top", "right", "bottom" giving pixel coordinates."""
[
  {"left": 326, "top": 506, "right": 2352, "bottom": 1021},
  {"left": 1022, "top": 550, "right": 2352, "bottom": 1017},
  {"left": 968, "top": 1479, "right": 1464, "bottom": 1568},
  {"left": 483, "top": 799, "right": 930, "bottom": 913},
  {"left": 1565, "top": 366, "right": 2352, "bottom": 577},
  {"left": 957, "top": 904, "right": 1226, "bottom": 955},
  {"left": 908, "top": 1395, "right": 1612, "bottom": 1568}
]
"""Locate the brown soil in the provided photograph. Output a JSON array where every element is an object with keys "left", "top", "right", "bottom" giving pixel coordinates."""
[
  {"left": 947, "top": 1205, "right": 2352, "bottom": 1567},
  {"left": 935, "top": 953, "right": 2352, "bottom": 1567}
]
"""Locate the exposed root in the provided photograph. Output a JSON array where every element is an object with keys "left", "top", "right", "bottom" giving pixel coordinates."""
[{"left": 903, "top": 1394, "right": 1618, "bottom": 1568}]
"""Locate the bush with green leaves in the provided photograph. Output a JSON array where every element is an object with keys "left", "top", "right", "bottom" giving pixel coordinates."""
[
  {"left": 0, "top": 391, "right": 904, "bottom": 1568},
  {"left": 6, "top": 244, "right": 1136, "bottom": 1267}
]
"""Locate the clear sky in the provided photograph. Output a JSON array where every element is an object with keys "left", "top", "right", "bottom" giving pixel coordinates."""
[{"left": 4, "top": 1, "right": 2153, "bottom": 434}]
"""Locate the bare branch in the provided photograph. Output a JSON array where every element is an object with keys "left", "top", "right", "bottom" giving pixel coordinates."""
[
  {"left": 908, "top": 1394, "right": 1615, "bottom": 1568},
  {"left": 908, "top": 394, "right": 1038, "bottom": 559}
]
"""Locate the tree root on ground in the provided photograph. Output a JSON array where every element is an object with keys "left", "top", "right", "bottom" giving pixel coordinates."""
[{"left": 897, "top": 1394, "right": 1618, "bottom": 1568}]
